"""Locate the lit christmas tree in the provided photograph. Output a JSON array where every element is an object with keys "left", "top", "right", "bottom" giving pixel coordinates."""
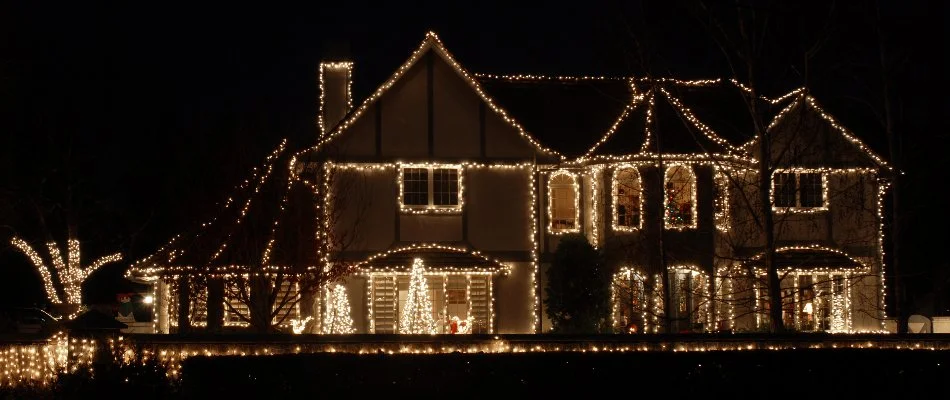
[
  {"left": 322, "top": 284, "right": 355, "bottom": 334},
  {"left": 399, "top": 258, "right": 438, "bottom": 334}
]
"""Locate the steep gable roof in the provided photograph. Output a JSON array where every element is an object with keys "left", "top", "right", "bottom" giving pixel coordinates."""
[
  {"left": 745, "top": 92, "right": 893, "bottom": 171},
  {"left": 302, "top": 32, "right": 562, "bottom": 160}
]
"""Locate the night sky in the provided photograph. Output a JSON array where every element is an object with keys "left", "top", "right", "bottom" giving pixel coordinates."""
[{"left": 0, "top": 1, "right": 944, "bottom": 312}]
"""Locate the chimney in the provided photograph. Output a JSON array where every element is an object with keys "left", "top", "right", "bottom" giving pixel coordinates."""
[{"left": 318, "top": 61, "right": 353, "bottom": 137}]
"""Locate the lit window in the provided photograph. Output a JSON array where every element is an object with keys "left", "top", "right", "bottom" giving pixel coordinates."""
[
  {"left": 612, "top": 167, "right": 641, "bottom": 230},
  {"left": 548, "top": 171, "right": 578, "bottom": 232},
  {"left": 772, "top": 171, "right": 827, "bottom": 211},
  {"left": 664, "top": 165, "right": 696, "bottom": 229},
  {"left": 400, "top": 166, "right": 462, "bottom": 213}
]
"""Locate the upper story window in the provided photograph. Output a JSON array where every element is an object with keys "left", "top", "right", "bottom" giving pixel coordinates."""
[
  {"left": 772, "top": 170, "right": 827, "bottom": 213},
  {"left": 548, "top": 170, "right": 579, "bottom": 233},
  {"left": 612, "top": 167, "right": 642, "bottom": 231},
  {"left": 664, "top": 165, "right": 696, "bottom": 230},
  {"left": 400, "top": 165, "right": 462, "bottom": 213}
]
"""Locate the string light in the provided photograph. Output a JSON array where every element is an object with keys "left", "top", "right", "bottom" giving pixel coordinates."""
[
  {"left": 398, "top": 258, "right": 439, "bottom": 334},
  {"left": 547, "top": 170, "right": 580, "bottom": 234},
  {"left": 610, "top": 165, "right": 644, "bottom": 232},
  {"left": 302, "top": 31, "right": 562, "bottom": 161},
  {"left": 10, "top": 237, "right": 122, "bottom": 307},
  {"left": 318, "top": 61, "right": 354, "bottom": 138},
  {"left": 321, "top": 284, "right": 355, "bottom": 334},
  {"left": 663, "top": 164, "right": 698, "bottom": 230}
]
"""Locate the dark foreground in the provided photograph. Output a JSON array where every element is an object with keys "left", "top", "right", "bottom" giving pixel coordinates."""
[
  {"left": 179, "top": 350, "right": 945, "bottom": 398},
  {"left": 2, "top": 349, "right": 946, "bottom": 399}
]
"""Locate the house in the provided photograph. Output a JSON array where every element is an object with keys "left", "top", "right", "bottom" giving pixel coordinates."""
[{"left": 128, "top": 32, "right": 892, "bottom": 334}]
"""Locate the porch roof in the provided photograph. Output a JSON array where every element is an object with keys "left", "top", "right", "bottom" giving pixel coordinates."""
[{"left": 742, "top": 248, "right": 868, "bottom": 271}]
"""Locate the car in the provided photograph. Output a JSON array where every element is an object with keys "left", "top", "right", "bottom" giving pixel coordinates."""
[{"left": 0, "top": 307, "right": 62, "bottom": 334}]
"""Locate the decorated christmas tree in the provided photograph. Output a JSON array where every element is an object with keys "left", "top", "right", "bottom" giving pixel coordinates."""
[
  {"left": 322, "top": 284, "right": 355, "bottom": 334},
  {"left": 399, "top": 258, "right": 438, "bottom": 334}
]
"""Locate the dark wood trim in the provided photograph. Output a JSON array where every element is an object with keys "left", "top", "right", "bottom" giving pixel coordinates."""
[
  {"left": 479, "top": 102, "right": 486, "bottom": 158},
  {"left": 375, "top": 102, "right": 382, "bottom": 157},
  {"left": 426, "top": 52, "right": 434, "bottom": 158}
]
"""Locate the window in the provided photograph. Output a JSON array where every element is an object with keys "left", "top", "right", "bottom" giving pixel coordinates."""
[
  {"left": 612, "top": 167, "right": 642, "bottom": 231},
  {"left": 669, "top": 268, "right": 708, "bottom": 332},
  {"left": 399, "top": 165, "right": 462, "bottom": 212},
  {"left": 772, "top": 171, "right": 827, "bottom": 211},
  {"left": 548, "top": 171, "right": 578, "bottom": 232},
  {"left": 371, "top": 273, "right": 492, "bottom": 334},
  {"left": 612, "top": 269, "right": 648, "bottom": 333},
  {"left": 664, "top": 165, "right": 696, "bottom": 229}
]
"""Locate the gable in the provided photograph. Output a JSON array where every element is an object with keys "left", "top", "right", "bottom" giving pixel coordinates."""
[
  {"left": 761, "top": 95, "right": 891, "bottom": 170},
  {"left": 313, "top": 32, "right": 559, "bottom": 162}
]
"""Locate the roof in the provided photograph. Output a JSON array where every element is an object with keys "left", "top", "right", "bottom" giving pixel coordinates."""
[
  {"left": 355, "top": 245, "right": 509, "bottom": 273},
  {"left": 128, "top": 139, "right": 324, "bottom": 278},
  {"left": 476, "top": 75, "right": 633, "bottom": 157},
  {"left": 742, "top": 247, "right": 868, "bottom": 271}
]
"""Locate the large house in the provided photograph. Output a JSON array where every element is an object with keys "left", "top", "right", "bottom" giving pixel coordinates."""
[{"left": 129, "top": 32, "right": 892, "bottom": 335}]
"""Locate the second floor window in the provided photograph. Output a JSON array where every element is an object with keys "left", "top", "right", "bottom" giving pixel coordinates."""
[
  {"left": 665, "top": 165, "right": 696, "bottom": 229},
  {"left": 613, "top": 167, "right": 642, "bottom": 230},
  {"left": 400, "top": 166, "right": 461, "bottom": 212},
  {"left": 773, "top": 171, "right": 825, "bottom": 210},
  {"left": 549, "top": 171, "right": 578, "bottom": 232}
]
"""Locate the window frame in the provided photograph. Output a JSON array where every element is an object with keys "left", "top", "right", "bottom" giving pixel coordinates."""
[
  {"left": 611, "top": 166, "right": 643, "bottom": 232},
  {"left": 770, "top": 169, "right": 829, "bottom": 214},
  {"left": 398, "top": 164, "right": 463, "bottom": 214},
  {"left": 547, "top": 170, "right": 580, "bottom": 234},
  {"left": 663, "top": 164, "right": 697, "bottom": 230}
]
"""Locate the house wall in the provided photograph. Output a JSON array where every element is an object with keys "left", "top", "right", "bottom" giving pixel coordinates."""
[{"left": 322, "top": 49, "right": 543, "bottom": 334}]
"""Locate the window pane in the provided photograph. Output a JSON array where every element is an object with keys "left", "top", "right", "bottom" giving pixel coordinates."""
[
  {"left": 433, "top": 168, "right": 459, "bottom": 206},
  {"left": 774, "top": 173, "right": 796, "bottom": 207},
  {"left": 799, "top": 173, "right": 822, "bottom": 207},
  {"left": 403, "top": 168, "right": 429, "bottom": 206}
]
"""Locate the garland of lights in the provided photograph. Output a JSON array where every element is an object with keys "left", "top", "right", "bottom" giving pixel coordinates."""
[{"left": 11, "top": 237, "right": 122, "bottom": 307}]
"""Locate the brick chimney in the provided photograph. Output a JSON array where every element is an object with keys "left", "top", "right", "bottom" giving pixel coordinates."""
[{"left": 318, "top": 61, "right": 353, "bottom": 137}]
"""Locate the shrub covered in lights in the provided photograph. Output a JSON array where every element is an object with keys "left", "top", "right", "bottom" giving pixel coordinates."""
[{"left": 544, "top": 234, "right": 611, "bottom": 333}]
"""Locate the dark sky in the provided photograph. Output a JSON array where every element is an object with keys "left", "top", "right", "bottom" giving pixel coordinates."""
[{"left": 0, "top": 1, "right": 944, "bottom": 309}]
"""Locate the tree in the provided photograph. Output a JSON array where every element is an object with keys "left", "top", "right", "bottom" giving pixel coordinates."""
[
  {"left": 398, "top": 258, "right": 438, "bottom": 334},
  {"left": 545, "top": 234, "right": 612, "bottom": 333},
  {"left": 321, "top": 284, "right": 354, "bottom": 334},
  {"left": 9, "top": 236, "right": 121, "bottom": 316}
]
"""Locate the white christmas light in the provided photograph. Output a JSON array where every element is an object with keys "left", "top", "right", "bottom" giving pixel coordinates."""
[
  {"left": 322, "top": 284, "right": 355, "bottom": 334},
  {"left": 399, "top": 258, "right": 439, "bottom": 334}
]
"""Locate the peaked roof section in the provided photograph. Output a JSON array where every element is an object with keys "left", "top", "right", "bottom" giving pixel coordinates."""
[
  {"left": 475, "top": 75, "right": 634, "bottom": 157},
  {"left": 578, "top": 79, "right": 776, "bottom": 162},
  {"left": 128, "top": 140, "right": 324, "bottom": 277},
  {"left": 301, "top": 32, "right": 562, "bottom": 160},
  {"left": 743, "top": 93, "right": 893, "bottom": 171}
]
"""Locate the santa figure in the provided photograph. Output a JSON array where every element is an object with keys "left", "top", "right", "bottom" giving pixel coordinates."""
[{"left": 116, "top": 293, "right": 135, "bottom": 322}]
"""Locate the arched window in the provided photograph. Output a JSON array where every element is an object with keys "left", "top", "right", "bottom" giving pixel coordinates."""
[
  {"left": 664, "top": 165, "right": 696, "bottom": 229},
  {"left": 612, "top": 167, "right": 642, "bottom": 230},
  {"left": 548, "top": 171, "right": 578, "bottom": 232}
]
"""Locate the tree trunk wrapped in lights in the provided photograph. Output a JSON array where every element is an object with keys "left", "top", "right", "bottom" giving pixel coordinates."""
[
  {"left": 399, "top": 258, "right": 438, "bottom": 334},
  {"left": 322, "top": 284, "right": 355, "bottom": 334}
]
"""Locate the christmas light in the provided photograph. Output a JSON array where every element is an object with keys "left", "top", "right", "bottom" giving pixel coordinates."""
[
  {"left": 610, "top": 165, "right": 644, "bottom": 232},
  {"left": 322, "top": 284, "right": 355, "bottom": 334},
  {"left": 663, "top": 164, "right": 697, "bottom": 230},
  {"left": 547, "top": 170, "right": 580, "bottom": 234},
  {"left": 399, "top": 258, "right": 439, "bottom": 334},
  {"left": 318, "top": 61, "right": 354, "bottom": 138},
  {"left": 291, "top": 316, "right": 313, "bottom": 335},
  {"left": 10, "top": 237, "right": 122, "bottom": 307}
]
